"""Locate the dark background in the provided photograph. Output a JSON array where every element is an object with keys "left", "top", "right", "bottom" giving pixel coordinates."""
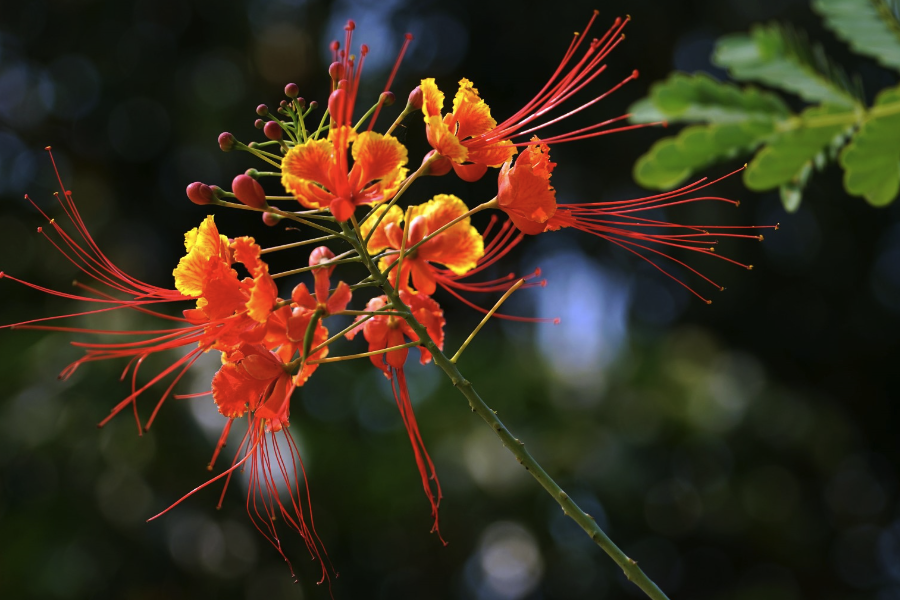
[{"left": 1, "top": 0, "right": 899, "bottom": 598}]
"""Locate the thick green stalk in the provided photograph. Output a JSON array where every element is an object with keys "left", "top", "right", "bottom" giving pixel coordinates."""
[{"left": 340, "top": 222, "right": 671, "bottom": 600}]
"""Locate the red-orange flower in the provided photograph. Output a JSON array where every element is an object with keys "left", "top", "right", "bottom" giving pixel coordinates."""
[
  {"left": 346, "top": 291, "right": 445, "bottom": 373},
  {"left": 496, "top": 141, "right": 776, "bottom": 303},
  {"left": 345, "top": 292, "right": 446, "bottom": 542},
  {"left": 421, "top": 13, "right": 643, "bottom": 182}
]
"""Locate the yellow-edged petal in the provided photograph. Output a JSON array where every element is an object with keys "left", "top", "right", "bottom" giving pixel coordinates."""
[
  {"left": 351, "top": 131, "right": 408, "bottom": 188},
  {"left": 409, "top": 194, "right": 484, "bottom": 275},
  {"left": 452, "top": 78, "right": 497, "bottom": 141},
  {"left": 420, "top": 78, "right": 445, "bottom": 121},
  {"left": 360, "top": 204, "right": 404, "bottom": 253},
  {"left": 425, "top": 115, "right": 468, "bottom": 163},
  {"left": 173, "top": 216, "right": 230, "bottom": 297},
  {"left": 281, "top": 138, "right": 338, "bottom": 208}
]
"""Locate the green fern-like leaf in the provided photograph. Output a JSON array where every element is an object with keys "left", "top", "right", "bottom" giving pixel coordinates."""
[
  {"left": 745, "top": 104, "right": 855, "bottom": 211},
  {"left": 713, "top": 23, "right": 862, "bottom": 108},
  {"left": 633, "top": 120, "right": 777, "bottom": 189},
  {"left": 841, "top": 84, "right": 900, "bottom": 206},
  {"left": 628, "top": 72, "right": 791, "bottom": 125},
  {"left": 814, "top": 0, "right": 900, "bottom": 72}
]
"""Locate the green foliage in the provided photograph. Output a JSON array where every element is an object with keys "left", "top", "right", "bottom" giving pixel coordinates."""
[
  {"left": 713, "top": 23, "right": 861, "bottom": 108},
  {"left": 841, "top": 84, "right": 900, "bottom": 206},
  {"left": 813, "top": 0, "right": 900, "bottom": 71},
  {"left": 630, "top": 2, "right": 900, "bottom": 210}
]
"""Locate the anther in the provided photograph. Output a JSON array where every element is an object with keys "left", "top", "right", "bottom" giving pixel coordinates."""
[
  {"left": 758, "top": 235, "right": 764, "bottom": 241},
  {"left": 747, "top": 265, "right": 754, "bottom": 270}
]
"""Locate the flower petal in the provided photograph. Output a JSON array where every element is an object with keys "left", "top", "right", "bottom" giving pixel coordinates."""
[
  {"left": 420, "top": 78, "right": 445, "bottom": 121},
  {"left": 425, "top": 115, "right": 468, "bottom": 163},
  {"left": 173, "top": 216, "right": 230, "bottom": 297},
  {"left": 350, "top": 132, "right": 408, "bottom": 191},
  {"left": 452, "top": 78, "right": 497, "bottom": 141},
  {"left": 281, "top": 138, "right": 340, "bottom": 208},
  {"left": 409, "top": 194, "right": 484, "bottom": 275},
  {"left": 361, "top": 204, "right": 404, "bottom": 253}
]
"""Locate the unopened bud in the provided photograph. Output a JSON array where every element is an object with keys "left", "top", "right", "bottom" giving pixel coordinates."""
[
  {"left": 284, "top": 82, "right": 300, "bottom": 98},
  {"left": 329, "top": 61, "right": 344, "bottom": 81},
  {"left": 254, "top": 118, "right": 264, "bottom": 129},
  {"left": 407, "top": 86, "right": 423, "bottom": 111},
  {"left": 309, "top": 100, "right": 318, "bottom": 110},
  {"left": 256, "top": 104, "right": 269, "bottom": 117},
  {"left": 295, "top": 97, "right": 306, "bottom": 108},
  {"left": 309, "top": 246, "right": 336, "bottom": 275},
  {"left": 245, "top": 168, "right": 260, "bottom": 179},
  {"left": 262, "top": 212, "right": 282, "bottom": 226},
  {"left": 209, "top": 185, "right": 224, "bottom": 199},
  {"left": 328, "top": 88, "right": 346, "bottom": 122},
  {"left": 380, "top": 91, "right": 396, "bottom": 107},
  {"left": 218, "top": 132, "right": 235, "bottom": 152},
  {"left": 186, "top": 182, "right": 215, "bottom": 205},
  {"left": 232, "top": 174, "right": 267, "bottom": 209},
  {"left": 263, "top": 121, "right": 283, "bottom": 141},
  {"left": 279, "top": 100, "right": 288, "bottom": 109}
]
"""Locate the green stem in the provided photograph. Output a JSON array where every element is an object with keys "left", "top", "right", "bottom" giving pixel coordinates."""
[{"left": 341, "top": 220, "right": 671, "bottom": 600}]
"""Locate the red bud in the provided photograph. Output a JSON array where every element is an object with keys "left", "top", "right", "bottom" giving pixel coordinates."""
[
  {"left": 218, "top": 132, "right": 235, "bottom": 152},
  {"left": 186, "top": 182, "right": 214, "bottom": 205},
  {"left": 232, "top": 174, "right": 267, "bottom": 209},
  {"left": 407, "top": 86, "right": 423, "bottom": 111},
  {"left": 263, "top": 121, "right": 283, "bottom": 141}
]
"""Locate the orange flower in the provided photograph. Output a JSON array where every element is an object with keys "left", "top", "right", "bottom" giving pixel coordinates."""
[
  {"left": 496, "top": 141, "right": 777, "bottom": 303},
  {"left": 421, "top": 78, "right": 517, "bottom": 182},
  {"left": 281, "top": 129, "right": 408, "bottom": 222},
  {"left": 281, "top": 20, "right": 414, "bottom": 222},
  {"left": 497, "top": 140, "right": 558, "bottom": 235},
  {"left": 421, "top": 13, "right": 646, "bottom": 183},
  {"left": 362, "top": 194, "right": 484, "bottom": 295}
]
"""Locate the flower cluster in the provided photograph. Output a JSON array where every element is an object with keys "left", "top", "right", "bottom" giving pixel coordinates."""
[{"left": 2, "top": 13, "right": 776, "bottom": 587}]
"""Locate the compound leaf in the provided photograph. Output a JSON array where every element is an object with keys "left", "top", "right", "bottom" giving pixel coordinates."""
[
  {"left": 634, "top": 120, "right": 777, "bottom": 189},
  {"left": 745, "top": 104, "right": 855, "bottom": 207},
  {"left": 628, "top": 72, "right": 791, "bottom": 125},
  {"left": 841, "top": 84, "right": 900, "bottom": 206},
  {"left": 713, "top": 23, "right": 862, "bottom": 108},
  {"left": 814, "top": 0, "right": 900, "bottom": 72}
]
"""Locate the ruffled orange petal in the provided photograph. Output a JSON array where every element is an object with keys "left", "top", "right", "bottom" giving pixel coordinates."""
[
  {"left": 350, "top": 132, "right": 408, "bottom": 191},
  {"left": 197, "top": 261, "right": 244, "bottom": 320},
  {"left": 425, "top": 115, "right": 468, "bottom": 163},
  {"left": 420, "top": 78, "right": 445, "bottom": 121},
  {"left": 409, "top": 194, "right": 484, "bottom": 275},
  {"left": 361, "top": 204, "right": 404, "bottom": 253},
  {"left": 465, "top": 140, "right": 517, "bottom": 168},
  {"left": 232, "top": 237, "right": 278, "bottom": 323},
  {"left": 497, "top": 143, "right": 558, "bottom": 235},
  {"left": 173, "top": 216, "right": 230, "bottom": 297},
  {"left": 452, "top": 78, "right": 497, "bottom": 141},
  {"left": 403, "top": 291, "right": 444, "bottom": 364},
  {"left": 211, "top": 362, "right": 265, "bottom": 417},
  {"left": 281, "top": 138, "right": 339, "bottom": 208}
]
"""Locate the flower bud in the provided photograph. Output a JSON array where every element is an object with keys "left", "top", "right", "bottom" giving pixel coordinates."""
[
  {"left": 380, "top": 91, "right": 395, "bottom": 107},
  {"left": 285, "top": 82, "right": 300, "bottom": 98},
  {"left": 329, "top": 61, "right": 344, "bottom": 81},
  {"left": 254, "top": 118, "right": 265, "bottom": 129},
  {"left": 328, "top": 88, "right": 346, "bottom": 122},
  {"left": 186, "top": 182, "right": 215, "bottom": 205},
  {"left": 232, "top": 174, "right": 267, "bottom": 209},
  {"left": 209, "top": 185, "right": 224, "bottom": 199},
  {"left": 309, "top": 246, "right": 336, "bottom": 276},
  {"left": 218, "top": 132, "right": 235, "bottom": 152},
  {"left": 245, "top": 168, "right": 260, "bottom": 179},
  {"left": 263, "top": 121, "right": 283, "bottom": 141},
  {"left": 295, "top": 97, "right": 306, "bottom": 108},
  {"left": 309, "top": 100, "right": 318, "bottom": 110},
  {"left": 262, "top": 211, "right": 282, "bottom": 226},
  {"left": 256, "top": 104, "right": 269, "bottom": 117},
  {"left": 407, "top": 86, "right": 423, "bottom": 111}
]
